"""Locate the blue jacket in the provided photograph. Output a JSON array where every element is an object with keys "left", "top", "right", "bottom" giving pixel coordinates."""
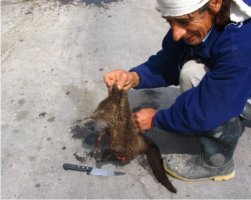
[{"left": 130, "top": 19, "right": 251, "bottom": 134}]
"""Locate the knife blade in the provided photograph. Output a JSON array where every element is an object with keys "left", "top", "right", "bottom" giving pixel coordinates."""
[{"left": 63, "top": 163, "right": 125, "bottom": 176}]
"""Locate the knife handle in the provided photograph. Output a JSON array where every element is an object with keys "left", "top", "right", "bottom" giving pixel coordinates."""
[{"left": 63, "top": 163, "right": 92, "bottom": 174}]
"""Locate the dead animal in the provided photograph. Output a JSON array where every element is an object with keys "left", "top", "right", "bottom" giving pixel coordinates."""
[{"left": 91, "top": 84, "right": 177, "bottom": 193}]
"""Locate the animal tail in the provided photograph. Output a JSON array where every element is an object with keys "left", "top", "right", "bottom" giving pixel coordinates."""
[{"left": 141, "top": 134, "right": 177, "bottom": 193}]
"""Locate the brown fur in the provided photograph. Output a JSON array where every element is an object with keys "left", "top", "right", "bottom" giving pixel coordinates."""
[{"left": 91, "top": 84, "right": 177, "bottom": 193}]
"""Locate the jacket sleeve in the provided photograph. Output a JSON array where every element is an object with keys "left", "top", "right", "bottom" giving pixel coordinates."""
[
  {"left": 154, "top": 21, "right": 251, "bottom": 133},
  {"left": 129, "top": 30, "right": 186, "bottom": 88}
]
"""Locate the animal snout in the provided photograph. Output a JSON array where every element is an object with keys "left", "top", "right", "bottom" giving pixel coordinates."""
[
  {"left": 92, "top": 120, "right": 108, "bottom": 133},
  {"left": 90, "top": 113, "right": 96, "bottom": 120}
]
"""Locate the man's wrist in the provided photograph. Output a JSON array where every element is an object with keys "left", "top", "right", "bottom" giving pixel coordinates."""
[{"left": 130, "top": 71, "right": 140, "bottom": 88}]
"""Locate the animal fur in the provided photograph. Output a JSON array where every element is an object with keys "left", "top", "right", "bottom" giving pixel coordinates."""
[{"left": 91, "top": 84, "right": 177, "bottom": 193}]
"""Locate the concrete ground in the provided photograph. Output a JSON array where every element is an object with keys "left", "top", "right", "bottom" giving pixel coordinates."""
[{"left": 1, "top": 0, "right": 251, "bottom": 198}]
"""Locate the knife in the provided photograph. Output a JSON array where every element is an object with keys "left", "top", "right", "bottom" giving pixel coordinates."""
[{"left": 63, "top": 163, "right": 125, "bottom": 176}]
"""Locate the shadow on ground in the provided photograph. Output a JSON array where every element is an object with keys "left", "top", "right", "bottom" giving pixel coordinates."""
[{"left": 51, "top": 0, "right": 123, "bottom": 8}]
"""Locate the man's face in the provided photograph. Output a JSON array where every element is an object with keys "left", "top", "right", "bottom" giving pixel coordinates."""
[{"left": 164, "top": 8, "right": 214, "bottom": 45}]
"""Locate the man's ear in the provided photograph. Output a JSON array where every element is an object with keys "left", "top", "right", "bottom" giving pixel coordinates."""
[{"left": 208, "top": 0, "right": 222, "bottom": 14}]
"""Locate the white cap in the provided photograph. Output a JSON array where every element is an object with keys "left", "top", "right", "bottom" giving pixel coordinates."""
[
  {"left": 230, "top": 0, "right": 251, "bottom": 22},
  {"left": 156, "top": 0, "right": 210, "bottom": 17}
]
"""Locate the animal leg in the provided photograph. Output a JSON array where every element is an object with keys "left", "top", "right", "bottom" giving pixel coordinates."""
[
  {"left": 99, "top": 149, "right": 117, "bottom": 162},
  {"left": 95, "top": 131, "right": 107, "bottom": 149}
]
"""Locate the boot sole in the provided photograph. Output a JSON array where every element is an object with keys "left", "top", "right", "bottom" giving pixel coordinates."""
[{"left": 164, "top": 165, "right": 235, "bottom": 182}]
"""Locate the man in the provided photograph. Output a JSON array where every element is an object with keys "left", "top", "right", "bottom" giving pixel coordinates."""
[{"left": 103, "top": 0, "right": 251, "bottom": 181}]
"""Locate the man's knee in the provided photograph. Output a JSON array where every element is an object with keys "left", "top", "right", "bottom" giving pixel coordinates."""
[
  {"left": 179, "top": 61, "right": 251, "bottom": 120},
  {"left": 179, "top": 60, "right": 208, "bottom": 92}
]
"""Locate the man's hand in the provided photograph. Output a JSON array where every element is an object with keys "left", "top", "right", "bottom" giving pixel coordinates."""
[
  {"left": 103, "top": 70, "right": 139, "bottom": 91},
  {"left": 133, "top": 108, "right": 157, "bottom": 131}
]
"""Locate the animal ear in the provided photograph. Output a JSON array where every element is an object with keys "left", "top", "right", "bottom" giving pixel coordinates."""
[
  {"left": 111, "top": 83, "right": 123, "bottom": 101},
  {"left": 112, "top": 83, "right": 118, "bottom": 91}
]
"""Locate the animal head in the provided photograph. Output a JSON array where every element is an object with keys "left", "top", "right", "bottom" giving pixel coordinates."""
[{"left": 91, "top": 84, "right": 123, "bottom": 131}]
